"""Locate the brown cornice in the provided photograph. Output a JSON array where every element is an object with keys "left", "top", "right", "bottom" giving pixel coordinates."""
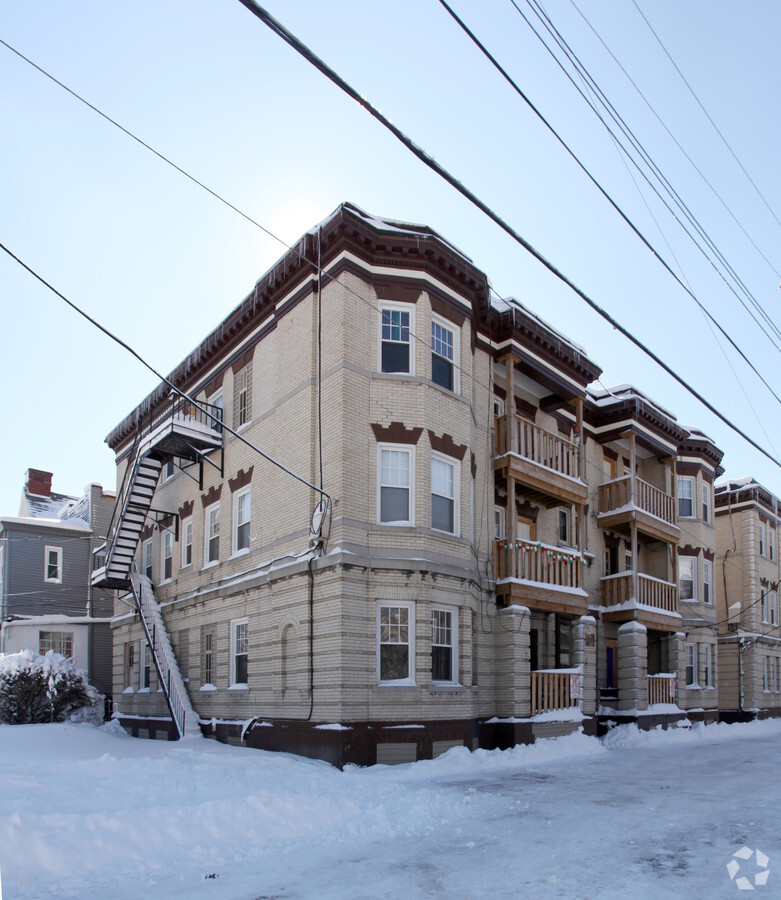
[
  {"left": 141, "top": 524, "right": 154, "bottom": 541},
  {"left": 178, "top": 500, "right": 194, "bottom": 519},
  {"left": 678, "top": 432, "right": 725, "bottom": 473},
  {"left": 586, "top": 393, "right": 687, "bottom": 457},
  {"left": 703, "top": 548, "right": 715, "bottom": 561},
  {"left": 428, "top": 430, "right": 467, "bottom": 461},
  {"left": 680, "top": 544, "right": 701, "bottom": 557},
  {"left": 201, "top": 484, "right": 223, "bottom": 508},
  {"left": 229, "top": 467, "right": 254, "bottom": 493},
  {"left": 371, "top": 422, "right": 423, "bottom": 445}
]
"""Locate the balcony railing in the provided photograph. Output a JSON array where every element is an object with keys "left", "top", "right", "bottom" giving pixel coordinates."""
[
  {"left": 496, "top": 416, "right": 580, "bottom": 480},
  {"left": 531, "top": 669, "right": 582, "bottom": 716},
  {"left": 495, "top": 539, "right": 584, "bottom": 590},
  {"left": 598, "top": 475, "right": 675, "bottom": 526},
  {"left": 601, "top": 572, "right": 677, "bottom": 613},
  {"left": 647, "top": 674, "right": 676, "bottom": 705}
]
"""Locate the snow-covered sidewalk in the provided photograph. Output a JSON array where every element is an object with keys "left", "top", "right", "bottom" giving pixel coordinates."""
[{"left": 1, "top": 718, "right": 779, "bottom": 898}]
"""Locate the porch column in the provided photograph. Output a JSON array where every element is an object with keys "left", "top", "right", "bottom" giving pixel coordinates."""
[
  {"left": 617, "top": 621, "right": 647, "bottom": 712},
  {"left": 573, "top": 615, "right": 597, "bottom": 715},
  {"left": 495, "top": 605, "right": 531, "bottom": 718},
  {"left": 502, "top": 354, "right": 517, "bottom": 455},
  {"left": 669, "top": 631, "right": 685, "bottom": 708},
  {"left": 575, "top": 395, "right": 585, "bottom": 482}
]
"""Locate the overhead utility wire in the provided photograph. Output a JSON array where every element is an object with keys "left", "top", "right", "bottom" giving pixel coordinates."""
[
  {"left": 568, "top": 0, "right": 781, "bottom": 281},
  {"left": 234, "top": 0, "right": 781, "bottom": 470},
  {"left": 437, "top": 0, "right": 781, "bottom": 407},
  {"left": 0, "top": 242, "right": 329, "bottom": 502},
  {"left": 631, "top": 0, "right": 781, "bottom": 234},
  {"left": 516, "top": 0, "right": 781, "bottom": 351}
]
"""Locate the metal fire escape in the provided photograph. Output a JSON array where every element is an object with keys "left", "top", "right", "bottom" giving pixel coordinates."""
[{"left": 93, "top": 395, "right": 223, "bottom": 737}]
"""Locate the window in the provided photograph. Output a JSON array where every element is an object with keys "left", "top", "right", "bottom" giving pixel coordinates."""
[
  {"left": 378, "top": 446, "right": 413, "bottom": 525},
  {"left": 203, "top": 629, "right": 215, "bottom": 685},
  {"left": 142, "top": 539, "right": 153, "bottom": 581},
  {"left": 431, "top": 455, "right": 457, "bottom": 534},
  {"left": 625, "top": 551, "right": 633, "bottom": 572},
  {"left": 703, "top": 559, "right": 713, "bottom": 605},
  {"left": 380, "top": 304, "right": 413, "bottom": 374},
  {"left": 44, "top": 546, "right": 62, "bottom": 583},
  {"left": 141, "top": 642, "right": 151, "bottom": 690},
  {"left": 211, "top": 392, "right": 223, "bottom": 434},
  {"left": 759, "top": 523, "right": 766, "bottom": 557},
  {"left": 771, "top": 592, "right": 778, "bottom": 627},
  {"left": 679, "top": 556, "right": 696, "bottom": 602},
  {"left": 702, "top": 644, "right": 713, "bottom": 688},
  {"left": 162, "top": 458, "right": 175, "bottom": 482},
  {"left": 558, "top": 509, "right": 569, "bottom": 544},
  {"left": 204, "top": 503, "right": 220, "bottom": 565},
  {"left": 771, "top": 657, "right": 779, "bottom": 693},
  {"left": 761, "top": 590, "right": 769, "bottom": 624},
  {"left": 230, "top": 618, "right": 248, "bottom": 685},
  {"left": 494, "top": 506, "right": 506, "bottom": 540},
  {"left": 181, "top": 517, "right": 193, "bottom": 568},
  {"left": 125, "top": 643, "right": 135, "bottom": 690},
  {"left": 432, "top": 608, "right": 457, "bottom": 683},
  {"left": 161, "top": 530, "right": 173, "bottom": 583},
  {"left": 233, "top": 488, "right": 251, "bottom": 554},
  {"left": 39, "top": 631, "right": 73, "bottom": 657},
  {"left": 702, "top": 482, "right": 712, "bottom": 523},
  {"left": 378, "top": 602, "right": 415, "bottom": 684},
  {"left": 431, "top": 317, "right": 457, "bottom": 392},
  {"left": 763, "top": 656, "right": 770, "bottom": 692},
  {"left": 771, "top": 530, "right": 776, "bottom": 561},
  {"left": 677, "top": 477, "right": 694, "bottom": 518},
  {"left": 685, "top": 644, "right": 698, "bottom": 687},
  {"left": 234, "top": 364, "right": 251, "bottom": 428}
]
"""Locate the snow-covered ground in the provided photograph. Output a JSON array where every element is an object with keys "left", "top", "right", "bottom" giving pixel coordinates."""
[{"left": 1, "top": 719, "right": 779, "bottom": 899}]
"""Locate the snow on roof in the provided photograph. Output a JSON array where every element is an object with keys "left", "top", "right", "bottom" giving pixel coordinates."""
[
  {"left": 491, "top": 293, "right": 588, "bottom": 356},
  {"left": 681, "top": 426, "right": 717, "bottom": 445},
  {"left": 588, "top": 383, "right": 676, "bottom": 421},
  {"left": 715, "top": 476, "right": 760, "bottom": 493},
  {"left": 23, "top": 488, "right": 79, "bottom": 519},
  {"left": 0, "top": 515, "right": 91, "bottom": 532}
]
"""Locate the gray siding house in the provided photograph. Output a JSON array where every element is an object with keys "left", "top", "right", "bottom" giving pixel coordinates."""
[{"left": 0, "top": 469, "right": 116, "bottom": 696}]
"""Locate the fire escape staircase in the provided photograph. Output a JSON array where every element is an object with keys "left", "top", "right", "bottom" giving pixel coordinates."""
[{"left": 92, "top": 395, "right": 223, "bottom": 738}]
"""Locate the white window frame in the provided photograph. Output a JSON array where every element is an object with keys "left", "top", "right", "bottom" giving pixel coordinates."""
[
  {"left": 202, "top": 628, "right": 215, "bottom": 686},
  {"left": 431, "top": 607, "right": 458, "bottom": 685},
  {"left": 759, "top": 522, "right": 766, "bottom": 557},
  {"left": 763, "top": 656, "right": 770, "bottom": 692},
  {"left": 161, "top": 529, "right": 173, "bottom": 584},
  {"left": 236, "top": 366, "right": 250, "bottom": 428},
  {"left": 181, "top": 517, "right": 193, "bottom": 568},
  {"left": 162, "top": 458, "right": 175, "bottom": 482},
  {"left": 761, "top": 589, "right": 769, "bottom": 624},
  {"left": 377, "top": 444, "right": 414, "bottom": 526},
  {"left": 142, "top": 538, "right": 153, "bottom": 581},
  {"left": 140, "top": 642, "right": 151, "bottom": 691},
  {"left": 230, "top": 617, "right": 249, "bottom": 686},
  {"left": 430, "top": 314, "right": 459, "bottom": 394},
  {"left": 558, "top": 509, "right": 570, "bottom": 545},
  {"left": 210, "top": 392, "right": 224, "bottom": 434},
  {"left": 431, "top": 452, "right": 459, "bottom": 535},
  {"left": 233, "top": 487, "right": 251, "bottom": 555},
  {"left": 702, "top": 559, "right": 713, "bottom": 605},
  {"left": 770, "top": 529, "right": 776, "bottom": 561},
  {"left": 685, "top": 643, "right": 698, "bottom": 688},
  {"left": 702, "top": 643, "right": 713, "bottom": 688},
  {"left": 44, "top": 545, "right": 63, "bottom": 584},
  {"left": 378, "top": 302, "right": 415, "bottom": 375},
  {"left": 701, "top": 482, "right": 712, "bottom": 523},
  {"left": 377, "top": 601, "right": 416, "bottom": 685},
  {"left": 39, "top": 630, "right": 73, "bottom": 657},
  {"left": 771, "top": 591, "right": 778, "bottom": 628},
  {"left": 677, "top": 476, "right": 695, "bottom": 519},
  {"left": 204, "top": 502, "right": 220, "bottom": 566},
  {"left": 679, "top": 556, "right": 697, "bottom": 602},
  {"left": 494, "top": 505, "right": 506, "bottom": 541}
]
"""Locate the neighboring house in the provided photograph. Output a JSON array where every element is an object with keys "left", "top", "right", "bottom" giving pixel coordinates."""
[
  {"left": 715, "top": 478, "right": 781, "bottom": 720},
  {"left": 98, "top": 203, "right": 732, "bottom": 764},
  {"left": 0, "top": 469, "right": 116, "bottom": 696}
]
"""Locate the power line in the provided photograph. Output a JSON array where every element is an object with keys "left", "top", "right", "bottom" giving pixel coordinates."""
[
  {"left": 234, "top": 0, "right": 781, "bottom": 471},
  {"left": 436, "top": 0, "right": 781, "bottom": 409}
]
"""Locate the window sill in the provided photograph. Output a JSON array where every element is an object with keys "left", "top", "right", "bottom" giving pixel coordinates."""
[
  {"left": 180, "top": 563, "right": 192, "bottom": 571},
  {"left": 122, "top": 687, "right": 134, "bottom": 694},
  {"left": 228, "top": 548, "right": 250, "bottom": 560},
  {"left": 159, "top": 578, "right": 172, "bottom": 587},
  {"left": 227, "top": 683, "right": 249, "bottom": 692},
  {"left": 686, "top": 683, "right": 700, "bottom": 690},
  {"left": 138, "top": 688, "right": 151, "bottom": 694},
  {"left": 199, "top": 684, "right": 217, "bottom": 693},
  {"left": 201, "top": 561, "right": 219, "bottom": 572},
  {"left": 429, "top": 683, "right": 465, "bottom": 693},
  {"left": 372, "top": 683, "right": 420, "bottom": 693}
]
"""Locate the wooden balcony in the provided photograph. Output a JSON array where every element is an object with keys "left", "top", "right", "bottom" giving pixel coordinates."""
[
  {"left": 647, "top": 674, "right": 677, "bottom": 706},
  {"left": 601, "top": 572, "right": 680, "bottom": 631},
  {"left": 495, "top": 539, "right": 589, "bottom": 615},
  {"left": 531, "top": 669, "right": 581, "bottom": 716},
  {"left": 598, "top": 475, "right": 679, "bottom": 544},
  {"left": 495, "top": 416, "right": 587, "bottom": 506}
]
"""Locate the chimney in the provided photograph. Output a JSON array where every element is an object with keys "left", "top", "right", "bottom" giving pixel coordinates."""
[{"left": 25, "top": 469, "right": 53, "bottom": 498}]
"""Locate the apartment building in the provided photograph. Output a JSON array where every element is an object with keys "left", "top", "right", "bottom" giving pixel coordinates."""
[
  {"left": 715, "top": 478, "right": 781, "bottom": 720},
  {"left": 0, "top": 469, "right": 115, "bottom": 696},
  {"left": 99, "top": 203, "right": 732, "bottom": 763}
]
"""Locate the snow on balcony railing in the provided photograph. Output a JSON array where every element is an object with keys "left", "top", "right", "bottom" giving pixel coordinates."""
[
  {"left": 598, "top": 475, "right": 675, "bottom": 525},
  {"left": 647, "top": 674, "right": 676, "bottom": 705},
  {"left": 600, "top": 572, "right": 677, "bottom": 613},
  {"left": 496, "top": 416, "right": 580, "bottom": 480},
  {"left": 531, "top": 668, "right": 582, "bottom": 716}
]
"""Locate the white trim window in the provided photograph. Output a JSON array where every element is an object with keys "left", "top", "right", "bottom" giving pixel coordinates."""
[
  {"left": 761, "top": 589, "right": 769, "bottom": 624},
  {"left": 378, "top": 445, "right": 414, "bottom": 525},
  {"left": 210, "top": 392, "right": 224, "bottom": 434},
  {"left": 702, "top": 643, "right": 713, "bottom": 688},
  {"left": 233, "top": 488, "right": 251, "bottom": 554},
  {"left": 494, "top": 506, "right": 506, "bottom": 541},
  {"left": 677, "top": 477, "right": 694, "bottom": 518},
  {"left": 204, "top": 502, "right": 220, "bottom": 565},
  {"left": 431, "top": 454, "right": 458, "bottom": 534},
  {"left": 770, "top": 529, "right": 776, "bottom": 561},
  {"left": 230, "top": 618, "right": 249, "bottom": 685},
  {"left": 559, "top": 509, "right": 570, "bottom": 545},
  {"left": 771, "top": 591, "right": 779, "bottom": 627},
  {"left": 763, "top": 656, "right": 770, "bottom": 692},
  {"left": 162, "top": 458, "right": 175, "bottom": 482},
  {"left": 701, "top": 482, "right": 712, "bottom": 523},
  {"left": 377, "top": 602, "right": 415, "bottom": 684},
  {"left": 379, "top": 303, "right": 414, "bottom": 374},
  {"left": 679, "top": 556, "right": 696, "bottom": 602},
  {"left": 202, "top": 628, "right": 215, "bottom": 686},
  {"left": 702, "top": 559, "right": 713, "bottom": 605},
  {"left": 161, "top": 529, "right": 173, "bottom": 583},
  {"left": 431, "top": 608, "right": 458, "bottom": 684},
  {"left": 141, "top": 642, "right": 151, "bottom": 690},
  {"left": 235, "top": 365, "right": 251, "bottom": 428},
  {"left": 181, "top": 517, "right": 193, "bottom": 568},
  {"left": 44, "top": 546, "right": 63, "bottom": 583},
  {"left": 142, "top": 539, "right": 153, "bottom": 581},
  {"left": 759, "top": 522, "right": 766, "bottom": 557},
  {"left": 39, "top": 631, "right": 73, "bottom": 657},
  {"left": 125, "top": 642, "right": 136, "bottom": 690},
  {"left": 685, "top": 643, "right": 698, "bottom": 687},
  {"left": 431, "top": 316, "right": 458, "bottom": 393}
]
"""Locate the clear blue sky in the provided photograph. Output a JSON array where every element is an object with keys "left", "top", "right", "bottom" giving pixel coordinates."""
[{"left": 2, "top": 0, "right": 779, "bottom": 513}]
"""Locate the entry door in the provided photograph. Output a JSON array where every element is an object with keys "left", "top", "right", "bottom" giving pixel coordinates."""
[{"left": 605, "top": 639, "right": 617, "bottom": 689}]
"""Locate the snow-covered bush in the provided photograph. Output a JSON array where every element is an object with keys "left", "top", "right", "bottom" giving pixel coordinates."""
[{"left": 0, "top": 650, "right": 101, "bottom": 724}]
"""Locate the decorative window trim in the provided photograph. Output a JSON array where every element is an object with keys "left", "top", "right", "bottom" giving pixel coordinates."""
[
  {"left": 378, "top": 302, "right": 415, "bottom": 375},
  {"left": 44, "top": 545, "right": 63, "bottom": 584},
  {"left": 377, "top": 444, "right": 415, "bottom": 526},
  {"left": 230, "top": 618, "right": 249, "bottom": 686},
  {"left": 431, "top": 452, "right": 459, "bottom": 535},
  {"left": 431, "top": 607, "right": 459, "bottom": 685},
  {"left": 377, "top": 601, "right": 416, "bottom": 685}
]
